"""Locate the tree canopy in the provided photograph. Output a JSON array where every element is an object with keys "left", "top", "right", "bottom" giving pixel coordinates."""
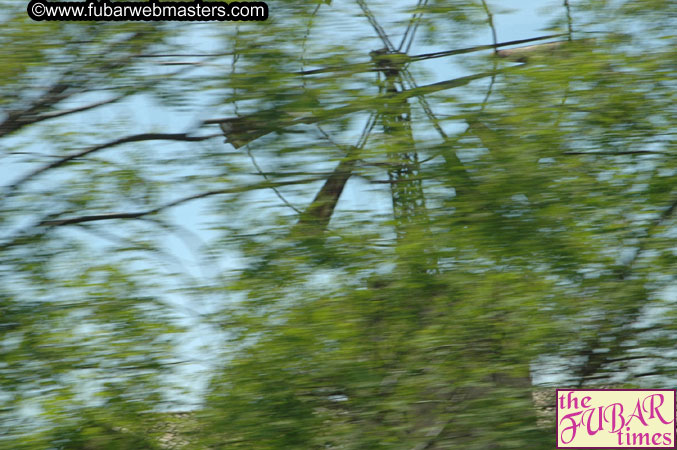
[{"left": 1, "top": 0, "right": 675, "bottom": 448}]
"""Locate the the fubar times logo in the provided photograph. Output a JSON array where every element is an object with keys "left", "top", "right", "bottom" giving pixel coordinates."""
[{"left": 557, "top": 389, "right": 676, "bottom": 448}]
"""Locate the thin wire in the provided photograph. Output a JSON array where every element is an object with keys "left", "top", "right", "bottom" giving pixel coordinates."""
[
  {"left": 301, "top": 2, "right": 322, "bottom": 74},
  {"left": 556, "top": 1, "right": 574, "bottom": 127},
  {"left": 316, "top": 111, "right": 377, "bottom": 153},
  {"left": 246, "top": 146, "right": 302, "bottom": 214},
  {"left": 307, "top": 4, "right": 376, "bottom": 169},
  {"left": 408, "top": 34, "right": 567, "bottom": 63},
  {"left": 478, "top": 77, "right": 497, "bottom": 114},
  {"left": 564, "top": 0, "right": 574, "bottom": 41},
  {"left": 296, "top": 34, "right": 568, "bottom": 77},
  {"left": 398, "top": 0, "right": 425, "bottom": 52},
  {"left": 408, "top": 0, "right": 501, "bottom": 164},
  {"left": 232, "top": 24, "right": 302, "bottom": 215},
  {"left": 357, "top": 112, "right": 378, "bottom": 149},
  {"left": 479, "top": 0, "right": 498, "bottom": 110},
  {"left": 480, "top": 0, "right": 498, "bottom": 55},
  {"left": 404, "top": 0, "right": 428, "bottom": 53},
  {"left": 397, "top": 67, "right": 448, "bottom": 141},
  {"left": 316, "top": 125, "right": 346, "bottom": 151},
  {"left": 231, "top": 25, "right": 242, "bottom": 119},
  {"left": 357, "top": 0, "right": 395, "bottom": 51},
  {"left": 398, "top": 0, "right": 423, "bottom": 51},
  {"left": 421, "top": 0, "right": 500, "bottom": 165}
]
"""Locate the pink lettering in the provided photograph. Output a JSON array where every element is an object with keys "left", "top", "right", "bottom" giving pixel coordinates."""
[
  {"left": 604, "top": 403, "right": 625, "bottom": 433},
  {"left": 642, "top": 393, "right": 674, "bottom": 425},
  {"left": 559, "top": 411, "right": 583, "bottom": 444}
]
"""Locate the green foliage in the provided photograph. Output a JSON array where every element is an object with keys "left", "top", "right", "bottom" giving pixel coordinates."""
[{"left": 1, "top": 0, "right": 675, "bottom": 448}]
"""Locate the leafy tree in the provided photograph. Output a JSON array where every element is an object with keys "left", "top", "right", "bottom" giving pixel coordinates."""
[{"left": 1, "top": 0, "right": 675, "bottom": 448}]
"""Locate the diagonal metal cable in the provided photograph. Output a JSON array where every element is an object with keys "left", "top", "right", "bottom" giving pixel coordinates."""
[
  {"left": 397, "top": 65, "right": 448, "bottom": 141},
  {"left": 481, "top": 0, "right": 498, "bottom": 55},
  {"left": 316, "top": 111, "right": 377, "bottom": 154},
  {"left": 295, "top": 113, "right": 378, "bottom": 229},
  {"left": 357, "top": 112, "right": 378, "bottom": 149},
  {"left": 405, "top": 0, "right": 503, "bottom": 165},
  {"left": 398, "top": 0, "right": 427, "bottom": 52},
  {"left": 555, "top": 0, "right": 575, "bottom": 129},
  {"left": 297, "top": 34, "right": 568, "bottom": 77},
  {"left": 564, "top": 0, "right": 574, "bottom": 41},
  {"left": 232, "top": 24, "right": 302, "bottom": 215},
  {"left": 404, "top": 0, "right": 501, "bottom": 149},
  {"left": 479, "top": 0, "right": 499, "bottom": 109},
  {"left": 357, "top": 0, "right": 395, "bottom": 51},
  {"left": 404, "top": 0, "right": 428, "bottom": 53},
  {"left": 408, "top": 33, "right": 567, "bottom": 63},
  {"left": 245, "top": 145, "right": 302, "bottom": 214}
]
